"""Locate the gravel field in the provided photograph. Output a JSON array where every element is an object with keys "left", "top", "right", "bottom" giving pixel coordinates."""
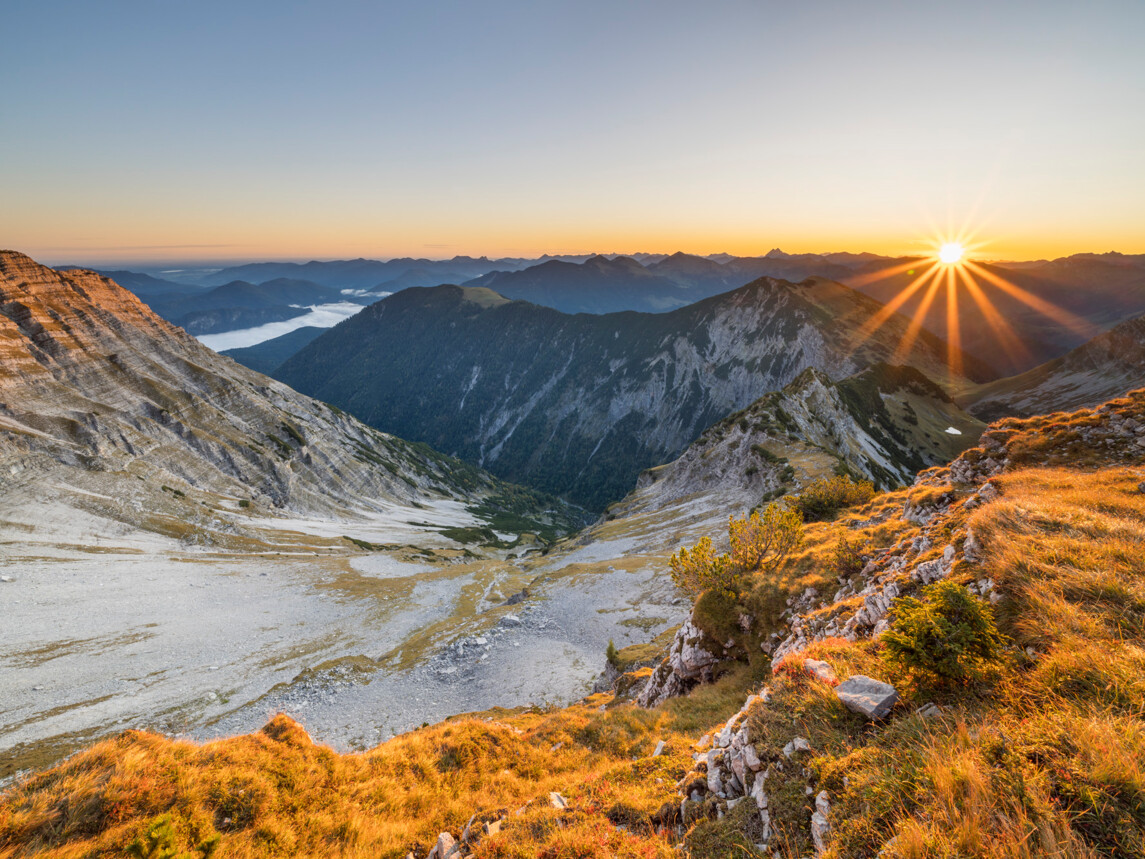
[{"left": 0, "top": 490, "right": 685, "bottom": 783}]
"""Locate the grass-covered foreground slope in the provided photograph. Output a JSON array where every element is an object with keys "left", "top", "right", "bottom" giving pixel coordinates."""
[{"left": 2, "top": 392, "right": 1144, "bottom": 858}]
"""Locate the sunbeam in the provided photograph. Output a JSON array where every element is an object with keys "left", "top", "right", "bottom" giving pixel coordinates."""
[{"left": 843, "top": 229, "right": 1103, "bottom": 382}]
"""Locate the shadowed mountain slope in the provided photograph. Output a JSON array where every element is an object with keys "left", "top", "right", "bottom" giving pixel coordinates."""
[
  {"left": 965, "top": 312, "right": 1145, "bottom": 421},
  {"left": 276, "top": 277, "right": 988, "bottom": 509},
  {"left": 221, "top": 325, "right": 327, "bottom": 375}
]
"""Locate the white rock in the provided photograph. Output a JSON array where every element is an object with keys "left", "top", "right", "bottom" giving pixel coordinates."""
[
  {"left": 652, "top": 739, "right": 666, "bottom": 757},
  {"left": 427, "top": 832, "right": 459, "bottom": 859},
  {"left": 835, "top": 676, "right": 899, "bottom": 720},
  {"left": 811, "top": 790, "right": 831, "bottom": 853},
  {"left": 783, "top": 736, "right": 811, "bottom": 758},
  {"left": 743, "top": 743, "right": 763, "bottom": 771},
  {"left": 549, "top": 791, "right": 568, "bottom": 809},
  {"left": 803, "top": 658, "right": 837, "bottom": 684}
]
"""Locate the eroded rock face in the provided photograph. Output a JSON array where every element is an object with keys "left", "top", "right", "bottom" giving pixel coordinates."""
[
  {"left": 0, "top": 251, "right": 497, "bottom": 517},
  {"left": 638, "top": 615, "right": 720, "bottom": 707}
]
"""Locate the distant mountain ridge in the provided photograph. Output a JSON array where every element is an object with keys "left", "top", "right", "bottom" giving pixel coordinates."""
[
  {"left": 964, "top": 312, "right": 1145, "bottom": 420},
  {"left": 274, "top": 277, "right": 987, "bottom": 509},
  {"left": 73, "top": 249, "right": 1145, "bottom": 371}
]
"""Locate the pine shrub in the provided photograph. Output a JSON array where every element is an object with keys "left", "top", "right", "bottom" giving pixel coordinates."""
[
  {"left": 792, "top": 475, "right": 875, "bottom": 521},
  {"left": 883, "top": 580, "right": 1005, "bottom": 683}
]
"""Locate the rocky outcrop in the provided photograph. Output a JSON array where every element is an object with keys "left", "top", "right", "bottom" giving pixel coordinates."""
[{"left": 637, "top": 616, "right": 721, "bottom": 707}]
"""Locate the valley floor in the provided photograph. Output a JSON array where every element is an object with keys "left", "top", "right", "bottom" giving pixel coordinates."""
[{"left": 0, "top": 477, "right": 692, "bottom": 785}]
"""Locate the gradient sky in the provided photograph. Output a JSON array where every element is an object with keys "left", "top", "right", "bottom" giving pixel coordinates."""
[{"left": 3, "top": 0, "right": 1143, "bottom": 265}]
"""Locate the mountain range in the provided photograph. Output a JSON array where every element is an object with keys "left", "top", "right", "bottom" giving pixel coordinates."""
[{"left": 274, "top": 276, "right": 986, "bottom": 509}]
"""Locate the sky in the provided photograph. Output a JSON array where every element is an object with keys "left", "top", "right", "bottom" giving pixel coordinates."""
[{"left": 3, "top": 0, "right": 1143, "bottom": 265}]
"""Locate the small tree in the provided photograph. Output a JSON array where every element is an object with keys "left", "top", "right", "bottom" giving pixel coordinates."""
[
  {"left": 728, "top": 504, "right": 804, "bottom": 574},
  {"left": 605, "top": 639, "right": 621, "bottom": 669},
  {"left": 669, "top": 504, "right": 803, "bottom": 597},
  {"left": 883, "top": 580, "right": 1004, "bottom": 683}
]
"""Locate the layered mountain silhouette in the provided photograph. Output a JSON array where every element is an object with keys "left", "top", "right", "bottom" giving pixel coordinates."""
[
  {"left": 848, "top": 254, "right": 1145, "bottom": 375},
  {"left": 275, "top": 277, "right": 988, "bottom": 509}
]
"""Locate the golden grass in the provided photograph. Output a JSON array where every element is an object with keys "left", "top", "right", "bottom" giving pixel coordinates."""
[
  {"left": 3, "top": 435, "right": 1144, "bottom": 857},
  {"left": 0, "top": 697, "right": 698, "bottom": 859}
]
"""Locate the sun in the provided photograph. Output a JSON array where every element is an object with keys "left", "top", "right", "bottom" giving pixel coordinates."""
[{"left": 938, "top": 242, "right": 964, "bottom": 264}]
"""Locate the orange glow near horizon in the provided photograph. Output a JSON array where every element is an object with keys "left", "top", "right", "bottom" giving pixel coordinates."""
[{"left": 848, "top": 228, "right": 1100, "bottom": 380}]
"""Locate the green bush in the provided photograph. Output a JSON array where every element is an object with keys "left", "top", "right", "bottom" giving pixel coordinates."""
[
  {"left": 606, "top": 639, "right": 620, "bottom": 669},
  {"left": 883, "top": 580, "right": 1005, "bottom": 683},
  {"left": 792, "top": 475, "right": 874, "bottom": 521},
  {"left": 669, "top": 504, "right": 803, "bottom": 597}
]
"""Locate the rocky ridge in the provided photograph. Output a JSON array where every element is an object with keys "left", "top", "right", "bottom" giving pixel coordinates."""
[
  {"left": 629, "top": 387, "right": 1145, "bottom": 853},
  {"left": 614, "top": 363, "right": 983, "bottom": 525},
  {"left": 276, "top": 276, "right": 987, "bottom": 509},
  {"left": 641, "top": 387, "right": 1145, "bottom": 710},
  {"left": 0, "top": 251, "right": 568, "bottom": 525}
]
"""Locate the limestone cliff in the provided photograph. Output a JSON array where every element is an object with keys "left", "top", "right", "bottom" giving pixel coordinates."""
[{"left": 0, "top": 251, "right": 509, "bottom": 517}]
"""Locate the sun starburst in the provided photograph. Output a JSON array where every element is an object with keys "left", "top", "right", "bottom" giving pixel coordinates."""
[{"left": 845, "top": 225, "right": 1096, "bottom": 385}]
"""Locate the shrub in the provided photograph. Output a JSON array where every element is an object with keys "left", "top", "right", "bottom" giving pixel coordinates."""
[
  {"left": 728, "top": 504, "right": 803, "bottom": 573},
  {"left": 605, "top": 639, "right": 620, "bottom": 669},
  {"left": 792, "top": 475, "right": 874, "bottom": 521},
  {"left": 669, "top": 505, "right": 803, "bottom": 597},
  {"left": 832, "top": 534, "right": 865, "bottom": 578},
  {"left": 668, "top": 536, "right": 732, "bottom": 597},
  {"left": 883, "top": 580, "right": 1005, "bottom": 683}
]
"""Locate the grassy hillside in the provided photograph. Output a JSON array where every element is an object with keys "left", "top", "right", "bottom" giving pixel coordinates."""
[{"left": 2, "top": 392, "right": 1143, "bottom": 858}]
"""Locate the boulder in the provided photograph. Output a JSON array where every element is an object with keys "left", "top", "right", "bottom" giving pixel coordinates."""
[
  {"left": 835, "top": 675, "right": 899, "bottom": 719},
  {"left": 427, "top": 832, "right": 459, "bottom": 859},
  {"left": 782, "top": 736, "right": 811, "bottom": 757},
  {"left": 803, "top": 658, "right": 837, "bottom": 684}
]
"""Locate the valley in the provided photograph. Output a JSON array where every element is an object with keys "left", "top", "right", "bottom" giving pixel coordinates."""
[
  {"left": 3, "top": 249, "right": 1144, "bottom": 858},
  {"left": 0, "top": 472, "right": 687, "bottom": 784}
]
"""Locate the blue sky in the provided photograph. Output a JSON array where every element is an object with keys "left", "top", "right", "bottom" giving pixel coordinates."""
[{"left": 3, "top": 0, "right": 1143, "bottom": 263}]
